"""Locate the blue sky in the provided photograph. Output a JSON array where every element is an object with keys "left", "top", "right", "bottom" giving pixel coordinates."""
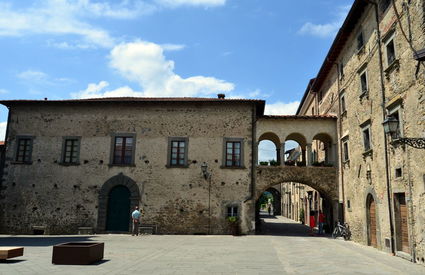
[{"left": 0, "top": 0, "right": 354, "bottom": 159}]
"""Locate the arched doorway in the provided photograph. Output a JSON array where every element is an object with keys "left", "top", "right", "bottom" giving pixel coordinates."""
[
  {"left": 367, "top": 194, "right": 377, "bottom": 247},
  {"left": 106, "top": 185, "right": 131, "bottom": 232},
  {"left": 97, "top": 173, "right": 141, "bottom": 233}
]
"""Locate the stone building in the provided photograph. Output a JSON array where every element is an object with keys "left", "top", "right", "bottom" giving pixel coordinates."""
[
  {"left": 297, "top": 0, "right": 425, "bottom": 264},
  {"left": 0, "top": 98, "right": 264, "bottom": 235}
]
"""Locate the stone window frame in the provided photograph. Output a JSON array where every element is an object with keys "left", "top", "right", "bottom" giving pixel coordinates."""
[
  {"left": 338, "top": 61, "right": 344, "bottom": 80},
  {"left": 360, "top": 120, "right": 373, "bottom": 154},
  {"left": 221, "top": 137, "right": 245, "bottom": 169},
  {"left": 387, "top": 102, "right": 404, "bottom": 139},
  {"left": 341, "top": 135, "right": 350, "bottom": 163},
  {"left": 60, "top": 136, "right": 81, "bottom": 166},
  {"left": 225, "top": 202, "right": 240, "bottom": 218},
  {"left": 356, "top": 29, "right": 365, "bottom": 54},
  {"left": 358, "top": 65, "right": 369, "bottom": 98},
  {"left": 109, "top": 133, "right": 137, "bottom": 167},
  {"left": 13, "top": 135, "right": 35, "bottom": 164},
  {"left": 340, "top": 89, "right": 347, "bottom": 116},
  {"left": 166, "top": 137, "right": 189, "bottom": 168}
]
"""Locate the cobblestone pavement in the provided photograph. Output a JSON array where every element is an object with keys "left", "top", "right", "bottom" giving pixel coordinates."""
[{"left": 0, "top": 216, "right": 424, "bottom": 275}]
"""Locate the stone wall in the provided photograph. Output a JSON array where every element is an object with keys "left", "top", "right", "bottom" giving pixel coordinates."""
[{"left": 0, "top": 101, "right": 256, "bottom": 235}]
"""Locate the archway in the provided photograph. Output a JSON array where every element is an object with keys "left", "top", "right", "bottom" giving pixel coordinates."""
[
  {"left": 106, "top": 185, "right": 131, "bottom": 231},
  {"left": 97, "top": 173, "right": 141, "bottom": 233},
  {"left": 258, "top": 132, "right": 281, "bottom": 165},
  {"left": 366, "top": 194, "right": 377, "bottom": 247},
  {"left": 284, "top": 133, "right": 307, "bottom": 166},
  {"left": 311, "top": 133, "right": 334, "bottom": 166}
]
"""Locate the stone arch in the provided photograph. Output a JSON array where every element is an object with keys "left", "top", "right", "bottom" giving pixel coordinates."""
[
  {"left": 312, "top": 132, "right": 333, "bottom": 144},
  {"left": 365, "top": 191, "right": 380, "bottom": 248},
  {"left": 284, "top": 132, "right": 307, "bottom": 147},
  {"left": 97, "top": 173, "right": 141, "bottom": 233},
  {"left": 258, "top": 132, "right": 281, "bottom": 148}
]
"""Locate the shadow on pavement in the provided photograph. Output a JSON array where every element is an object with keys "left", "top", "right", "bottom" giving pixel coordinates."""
[
  {"left": 0, "top": 259, "right": 26, "bottom": 264},
  {"left": 0, "top": 236, "right": 95, "bottom": 247},
  {"left": 257, "top": 213, "right": 329, "bottom": 237}
]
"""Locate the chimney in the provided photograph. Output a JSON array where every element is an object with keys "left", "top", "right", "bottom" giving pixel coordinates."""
[{"left": 217, "top": 93, "right": 225, "bottom": 99}]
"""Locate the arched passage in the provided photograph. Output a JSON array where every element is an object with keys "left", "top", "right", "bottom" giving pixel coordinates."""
[
  {"left": 311, "top": 132, "right": 335, "bottom": 166},
  {"left": 97, "top": 173, "right": 141, "bottom": 233},
  {"left": 258, "top": 132, "right": 281, "bottom": 165},
  {"left": 266, "top": 187, "right": 281, "bottom": 215}
]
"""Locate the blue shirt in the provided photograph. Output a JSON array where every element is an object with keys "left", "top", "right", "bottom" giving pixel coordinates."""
[{"left": 132, "top": 210, "right": 141, "bottom": 220}]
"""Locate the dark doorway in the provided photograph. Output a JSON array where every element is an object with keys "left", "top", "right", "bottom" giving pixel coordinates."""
[
  {"left": 394, "top": 193, "right": 409, "bottom": 253},
  {"left": 367, "top": 195, "right": 377, "bottom": 247},
  {"left": 266, "top": 187, "right": 281, "bottom": 215},
  {"left": 106, "top": 185, "right": 131, "bottom": 232}
]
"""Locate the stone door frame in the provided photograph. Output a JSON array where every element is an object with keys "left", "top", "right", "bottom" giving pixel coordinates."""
[{"left": 97, "top": 173, "right": 140, "bottom": 233}]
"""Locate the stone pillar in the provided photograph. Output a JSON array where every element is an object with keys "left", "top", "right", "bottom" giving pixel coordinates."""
[
  {"left": 306, "top": 143, "right": 313, "bottom": 166},
  {"left": 276, "top": 148, "right": 281, "bottom": 165},
  {"left": 280, "top": 143, "right": 285, "bottom": 166}
]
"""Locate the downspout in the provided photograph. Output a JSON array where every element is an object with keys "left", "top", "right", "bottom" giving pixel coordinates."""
[
  {"left": 245, "top": 103, "right": 257, "bottom": 233},
  {"left": 365, "top": 0, "right": 395, "bottom": 254},
  {"left": 336, "top": 63, "right": 346, "bottom": 223}
]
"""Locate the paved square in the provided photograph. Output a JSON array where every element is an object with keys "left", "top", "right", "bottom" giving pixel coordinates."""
[{"left": 0, "top": 217, "right": 424, "bottom": 274}]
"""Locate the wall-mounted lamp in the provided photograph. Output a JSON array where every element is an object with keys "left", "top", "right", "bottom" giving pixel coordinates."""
[
  {"left": 383, "top": 116, "right": 425, "bottom": 149},
  {"left": 201, "top": 162, "right": 210, "bottom": 179}
]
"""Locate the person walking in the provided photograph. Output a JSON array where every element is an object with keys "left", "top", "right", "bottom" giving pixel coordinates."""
[
  {"left": 131, "top": 206, "right": 141, "bottom": 236},
  {"left": 318, "top": 210, "right": 325, "bottom": 235}
]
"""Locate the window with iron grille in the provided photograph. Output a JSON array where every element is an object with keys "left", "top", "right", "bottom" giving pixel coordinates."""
[
  {"left": 15, "top": 137, "right": 33, "bottom": 163},
  {"left": 113, "top": 136, "right": 134, "bottom": 165},
  {"left": 62, "top": 138, "right": 80, "bottom": 164},
  {"left": 226, "top": 141, "right": 241, "bottom": 167},
  {"left": 362, "top": 125, "right": 372, "bottom": 151},
  {"left": 360, "top": 70, "right": 368, "bottom": 94}
]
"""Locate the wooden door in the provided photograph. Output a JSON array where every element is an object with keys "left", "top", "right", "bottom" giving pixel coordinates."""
[
  {"left": 395, "top": 194, "right": 409, "bottom": 253},
  {"left": 106, "top": 185, "right": 131, "bottom": 232},
  {"left": 368, "top": 198, "right": 377, "bottom": 247}
]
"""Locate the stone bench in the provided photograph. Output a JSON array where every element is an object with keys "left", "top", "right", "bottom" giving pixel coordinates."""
[
  {"left": 0, "top": 247, "right": 24, "bottom": 260},
  {"left": 139, "top": 224, "right": 158, "bottom": 235},
  {"left": 78, "top": 227, "right": 94, "bottom": 235}
]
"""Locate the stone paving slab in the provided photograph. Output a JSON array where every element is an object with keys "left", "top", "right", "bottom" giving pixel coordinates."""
[{"left": 0, "top": 217, "right": 424, "bottom": 274}]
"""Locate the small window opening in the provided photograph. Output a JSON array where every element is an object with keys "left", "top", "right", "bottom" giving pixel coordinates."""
[{"left": 395, "top": 168, "right": 402, "bottom": 178}]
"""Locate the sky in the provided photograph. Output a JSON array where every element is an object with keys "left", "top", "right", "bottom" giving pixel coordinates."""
[{"left": 0, "top": 0, "right": 354, "bottom": 159}]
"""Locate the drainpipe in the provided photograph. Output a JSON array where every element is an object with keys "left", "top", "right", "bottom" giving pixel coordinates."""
[
  {"left": 335, "top": 62, "right": 346, "bottom": 223},
  {"left": 365, "top": 0, "right": 395, "bottom": 254}
]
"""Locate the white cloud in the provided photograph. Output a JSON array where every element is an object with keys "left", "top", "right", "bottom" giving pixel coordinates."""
[
  {"left": 264, "top": 101, "right": 300, "bottom": 115},
  {"left": 0, "top": 89, "right": 9, "bottom": 94},
  {"left": 298, "top": 5, "right": 350, "bottom": 38},
  {"left": 17, "top": 70, "right": 73, "bottom": 86},
  {"left": 73, "top": 40, "right": 234, "bottom": 98},
  {"left": 160, "top": 43, "right": 186, "bottom": 51},
  {"left": 155, "top": 0, "right": 226, "bottom": 8},
  {"left": 0, "top": 122, "right": 7, "bottom": 141}
]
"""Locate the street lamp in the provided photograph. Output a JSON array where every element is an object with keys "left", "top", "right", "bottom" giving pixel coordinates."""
[
  {"left": 201, "top": 162, "right": 210, "bottom": 179},
  {"left": 382, "top": 117, "right": 425, "bottom": 149}
]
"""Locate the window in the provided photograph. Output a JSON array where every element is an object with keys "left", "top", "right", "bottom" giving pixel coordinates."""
[
  {"left": 357, "top": 31, "right": 364, "bottom": 51},
  {"left": 386, "top": 38, "right": 396, "bottom": 66},
  {"left": 340, "top": 90, "right": 346, "bottom": 114},
  {"left": 111, "top": 134, "right": 136, "bottom": 165},
  {"left": 362, "top": 124, "right": 372, "bottom": 152},
  {"left": 342, "top": 138, "right": 349, "bottom": 162},
  {"left": 223, "top": 138, "right": 244, "bottom": 168},
  {"left": 359, "top": 69, "right": 368, "bottom": 95},
  {"left": 61, "top": 137, "right": 81, "bottom": 164},
  {"left": 380, "top": 0, "right": 391, "bottom": 13},
  {"left": 339, "top": 62, "right": 344, "bottom": 79},
  {"left": 15, "top": 136, "right": 33, "bottom": 163},
  {"left": 167, "top": 137, "right": 188, "bottom": 167},
  {"left": 227, "top": 206, "right": 238, "bottom": 217},
  {"left": 395, "top": 168, "right": 402, "bottom": 178}
]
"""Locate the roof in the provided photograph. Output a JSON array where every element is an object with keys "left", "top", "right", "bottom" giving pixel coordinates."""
[
  {"left": 260, "top": 115, "right": 337, "bottom": 120},
  {"left": 296, "top": 0, "right": 369, "bottom": 114},
  {"left": 0, "top": 97, "right": 266, "bottom": 115}
]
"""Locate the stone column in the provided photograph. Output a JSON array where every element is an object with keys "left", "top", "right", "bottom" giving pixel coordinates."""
[
  {"left": 276, "top": 148, "right": 281, "bottom": 165},
  {"left": 306, "top": 143, "right": 313, "bottom": 166},
  {"left": 280, "top": 143, "right": 285, "bottom": 166},
  {"left": 332, "top": 143, "right": 338, "bottom": 167}
]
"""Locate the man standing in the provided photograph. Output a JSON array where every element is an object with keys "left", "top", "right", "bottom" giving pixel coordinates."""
[
  {"left": 318, "top": 210, "right": 325, "bottom": 235},
  {"left": 131, "top": 206, "right": 141, "bottom": 236}
]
